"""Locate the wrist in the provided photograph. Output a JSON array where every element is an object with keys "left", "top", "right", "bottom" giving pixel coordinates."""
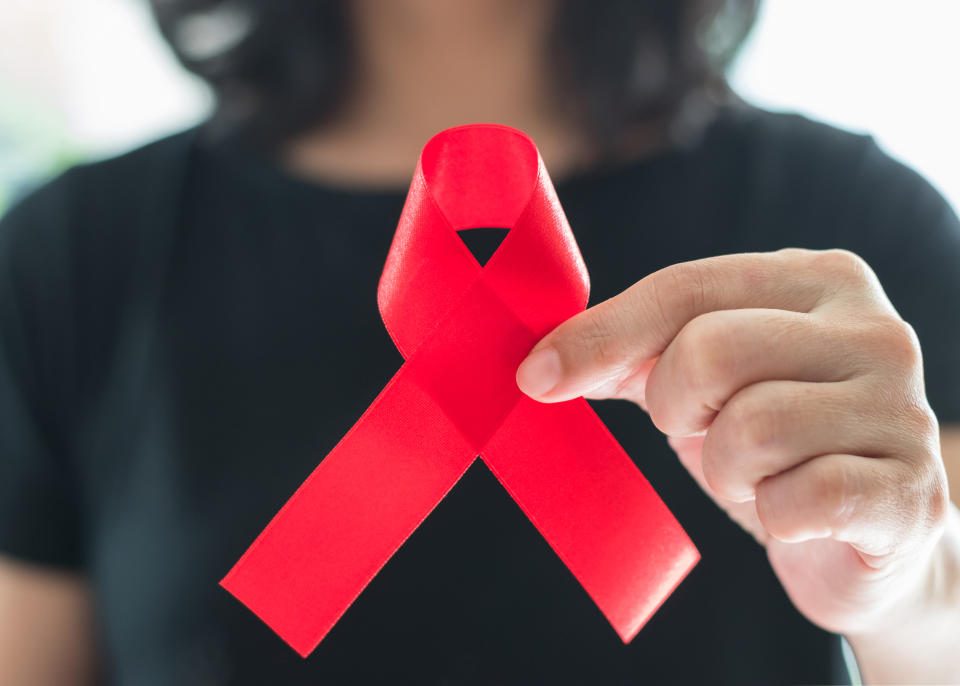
[{"left": 845, "top": 504, "right": 960, "bottom": 683}]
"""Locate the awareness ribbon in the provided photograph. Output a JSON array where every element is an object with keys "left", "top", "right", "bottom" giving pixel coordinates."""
[{"left": 221, "top": 124, "right": 699, "bottom": 657}]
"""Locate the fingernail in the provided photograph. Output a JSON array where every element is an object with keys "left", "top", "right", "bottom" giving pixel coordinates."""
[{"left": 516, "top": 347, "right": 562, "bottom": 398}]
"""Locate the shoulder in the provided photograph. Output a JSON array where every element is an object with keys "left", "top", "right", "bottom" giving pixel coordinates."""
[
  {"left": 0, "top": 129, "right": 200, "bottom": 405},
  {"left": 2, "top": 127, "right": 197, "bottom": 254},
  {"left": 1, "top": 128, "right": 198, "bottom": 309},
  {"left": 708, "top": 105, "right": 958, "bottom": 247},
  {"left": 714, "top": 105, "right": 878, "bottom": 175}
]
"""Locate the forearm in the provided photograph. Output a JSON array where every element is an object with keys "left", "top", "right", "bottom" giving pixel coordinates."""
[
  {"left": 0, "top": 557, "right": 98, "bottom": 686},
  {"left": 846, "top": 504, "right": 960, "bottom": 684}
]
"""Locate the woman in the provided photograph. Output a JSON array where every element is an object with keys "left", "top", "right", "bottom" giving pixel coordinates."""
[{"left": 1, "top": 1, "right": 958, "bottom": 683}]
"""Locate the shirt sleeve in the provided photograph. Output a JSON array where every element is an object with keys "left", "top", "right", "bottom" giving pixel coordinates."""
[
  {"left": 840, "top": 138, "right": 960, "bottom": 426},
  {"left": 0, "top": 173, "right": 85, "bottom": 569}
]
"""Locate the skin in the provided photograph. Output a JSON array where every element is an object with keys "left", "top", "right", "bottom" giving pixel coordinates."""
[
  {"left": 516, "top": 250, "right": 960, "bottom": 683},
  {"left": 0, "top": 558, "right": 97, "bottom": 686},
  {"left": 2, "top": 1, "right": 957, "bottom": 683}
]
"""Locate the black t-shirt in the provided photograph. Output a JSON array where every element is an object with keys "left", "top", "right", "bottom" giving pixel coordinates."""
[{"left": 2, "top": 106, "right": 959, "bottom": 685}]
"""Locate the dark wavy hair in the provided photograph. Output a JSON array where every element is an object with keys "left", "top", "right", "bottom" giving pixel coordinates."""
[{"left": 150, "top": 0, "right": 759, "bottom": 151}]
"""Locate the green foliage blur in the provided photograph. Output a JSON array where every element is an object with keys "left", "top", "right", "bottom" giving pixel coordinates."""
[{"left": 0, "top": 90, "right": 80, "bottom": 218}]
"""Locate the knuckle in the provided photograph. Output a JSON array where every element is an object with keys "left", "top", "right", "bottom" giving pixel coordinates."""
[
  {"left": 755, "top": 458, "right": 861, "bottom": 541},
  {"left": 702, "top": 392, "right": 775, "bottom": 500},
  {"left": 925, "top": 468, "right": 951, "bottom": 534},
  {"left": 776, "top": 247, "right": 814, "bottom": 260},
  {"left": 666, "top": 261, "right": 711, "bottom": 313},
  {"left": 647, "top": 260, "right": 713, "bottom": 334},
  {"left": 888, "top": 319, "right": 923, "bottom": 369},
  {"left": 563, "top": 305, "right": 629, "bottom": 372},
  {"left": 897, "top": 458, "right": 949, "bottom": 540},
  {"left": 816, "top": 460, "right": 858, "bottom": 533},
  {"left": 734, "top": 395, "right": 778, "bottom": 457},
  {"left": 573, "top": 315, "right": 618, "bottom": 365},
  {"left": 675, "top": 314, "right": 730, "bottom": 400},
  {"left": 643, "top": 273, "right": 676, "bottom": 343},
  {"left": 810, "top": 248, "right": 874, "bottom": 287},
  {"left": 716, "top": 389, "right": 777, "bottom": 461},
  {"left": 865, "top": 315, "right": 923, "bottom": 372},
  {"left": 902, "top": 399, "right": 939, "bottom": 442},
  {"left": 820, "top": 463, "right": 860, "bottom": 528}
]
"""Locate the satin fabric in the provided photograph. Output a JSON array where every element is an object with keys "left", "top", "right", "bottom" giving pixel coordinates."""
[{"left": 221, "top": 125, "right": 698, "bottom": 657}]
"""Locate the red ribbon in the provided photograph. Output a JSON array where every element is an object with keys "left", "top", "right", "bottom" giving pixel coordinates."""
[{"left": 221, "top": 124, "right": 699, "bottom": 657}]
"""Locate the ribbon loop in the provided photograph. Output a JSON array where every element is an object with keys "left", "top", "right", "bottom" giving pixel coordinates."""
[
  {"left": 222, "top": 124, "right": 699, "bottom": 658},
  {"left": 420, "top": 124, "right": 539, "bottom": 231}
]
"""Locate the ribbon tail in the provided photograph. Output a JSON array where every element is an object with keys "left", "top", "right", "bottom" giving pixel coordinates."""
[
  {"left": 481, "top": 396, "right": 699, "bottom": 642},
  {"left": 220, "top": 365, "right": 476, "bottom": 657}
]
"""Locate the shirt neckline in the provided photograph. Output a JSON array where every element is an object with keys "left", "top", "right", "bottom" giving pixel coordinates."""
[{"left": 198, "top": 112, "right": 727, "bottom": 204}]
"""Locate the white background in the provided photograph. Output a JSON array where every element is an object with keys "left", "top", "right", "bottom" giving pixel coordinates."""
[{"left": 1, "top": 0, "right": 958, "bottom": 212}]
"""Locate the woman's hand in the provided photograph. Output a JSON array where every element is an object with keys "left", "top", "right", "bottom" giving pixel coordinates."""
[{"left": 516, "top": 248, "right": 952, "bottom": 641}]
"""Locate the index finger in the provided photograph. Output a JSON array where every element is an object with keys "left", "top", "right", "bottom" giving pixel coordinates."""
[{"left": 515, "top": 248, "right": 854, "bottom": 402}]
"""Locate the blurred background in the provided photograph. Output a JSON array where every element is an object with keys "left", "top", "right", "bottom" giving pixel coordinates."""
[{"left": 1, "top": 0, "right": 958, "bottom": 217}]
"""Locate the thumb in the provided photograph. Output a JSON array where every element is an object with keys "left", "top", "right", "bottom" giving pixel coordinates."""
[{"left": 515, "top": 299, "right": 660, "bottom": 403}]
